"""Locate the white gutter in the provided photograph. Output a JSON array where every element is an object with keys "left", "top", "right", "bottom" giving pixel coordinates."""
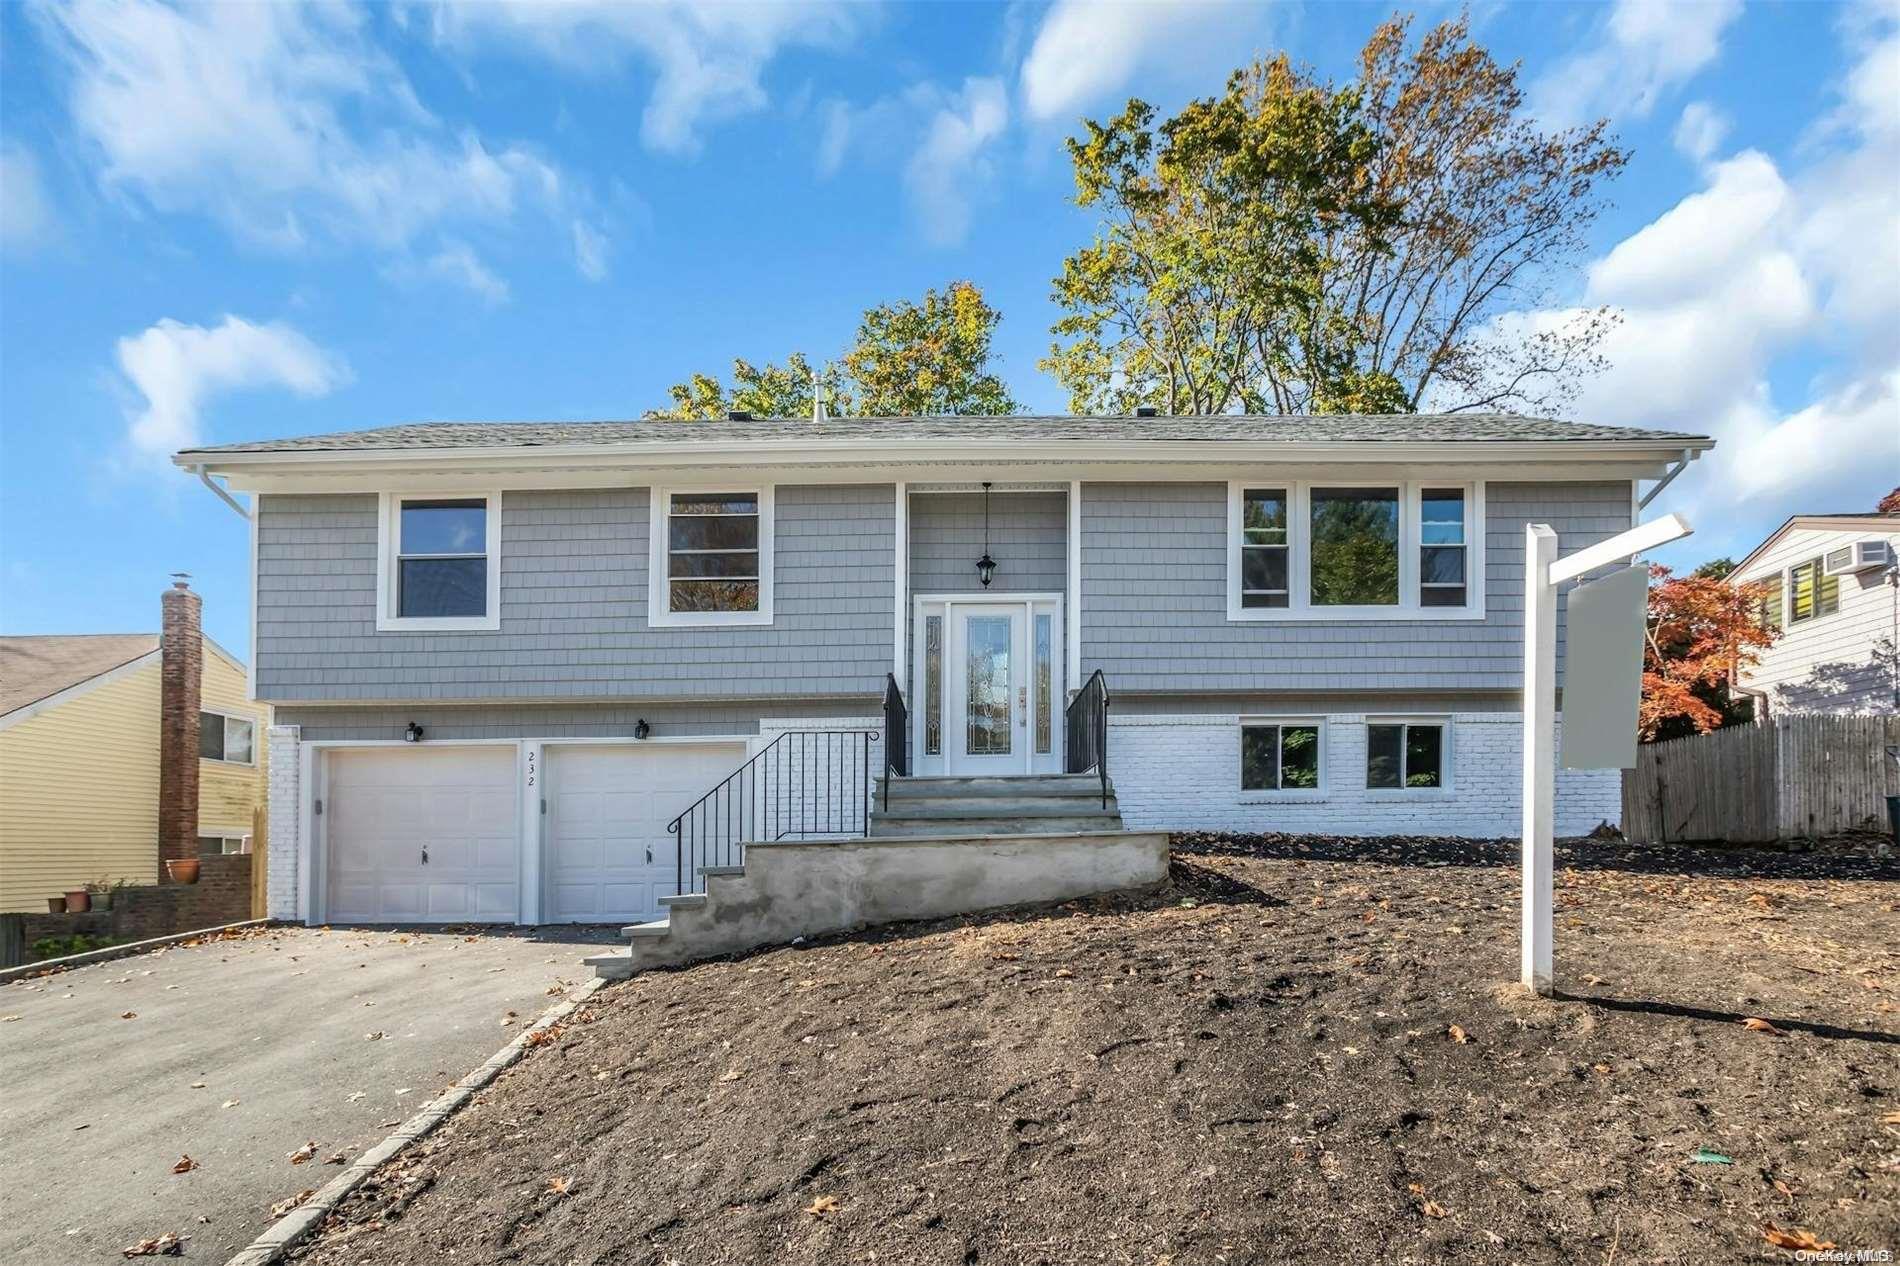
[{"left": 195, "top": 464, "right": 251, "bottom": 519}]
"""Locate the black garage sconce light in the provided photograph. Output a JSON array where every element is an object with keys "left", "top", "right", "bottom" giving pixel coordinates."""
[
  {"left": 634, "top": 718, "right": 651, "bottom": 740},
  {"left": 404, "top": 722, "right": 424, "bottom": 743}
]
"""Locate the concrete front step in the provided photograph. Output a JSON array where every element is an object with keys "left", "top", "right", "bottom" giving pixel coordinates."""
[
  {"left": 880, "top": 773, "right": 1112, "bottom": 799},
  {"left": 659, "top": 893, "right": 706, "bottom": 909},
  {"left": 583, "top": 950, "right": 634, "bottom": 980},
  {"left": 620, "top": 918, "right": 671, "bottom": 939},
  {"left": 872, "top": 797, "right": 1119, "bottom": 819},
  {"left": 869, "top": 815, "right": 1123, "bottom": 836}
]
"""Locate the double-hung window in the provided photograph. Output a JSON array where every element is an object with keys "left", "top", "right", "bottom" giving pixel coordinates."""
[
  {"left": 1241, "top": 720, "right": 1322, "bottom": 792},
  {"left": 1366, "top": 719, "right": 1448, "bottom": 790},
  {"left": 1228, "top": 482, "right": 1482, "bottom": 619},
  {"left": 199, "top": 710, "right": 255, "bottom": 764},
  {"left": 377, "top": 494, "right": 501, "bottom": 631},
  {"left": 649, "top": 487, "right": 774, "bottom": 626},
  {"left": 1788, "top": 557, "right": 1839, "bottom": 624}
]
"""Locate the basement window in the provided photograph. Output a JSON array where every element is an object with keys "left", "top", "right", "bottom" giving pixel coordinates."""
[
  {"left": 1366, "top": 720, "right": 1448, "bottom": 790},
  {"left": 1240, "top": 721, "right": 1323, "bottom": 792}
]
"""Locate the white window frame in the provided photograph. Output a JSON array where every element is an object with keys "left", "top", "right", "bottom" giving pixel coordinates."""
[
  {"left": 199, "top": 707, "right": 258, "bottom": 766},
  {"left": 1238, "top": 715, "right": 1327, "bottom": 801},
  {"left": 1363, "top": 715, "right": 1454, "bottom": 794},
  {"left": 376, "top": 491, "right": 503, "bottom": 633},
  {"left": 197, "top": 831, "right": 253, "bottom": 856},
  {"left": 647, "top": 483, "right": 775, "bottom": 628},
  {"left": 1226, "top": 480, "right": 1485, "bottom": 621}
]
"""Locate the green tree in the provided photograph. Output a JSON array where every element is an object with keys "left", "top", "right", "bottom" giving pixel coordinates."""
[
  {"left": 648, "top": 282, "right": 1015, "bottom": 419},
  {"left": 1045, "top": 15, "right": 1628, "bottom": 417}
]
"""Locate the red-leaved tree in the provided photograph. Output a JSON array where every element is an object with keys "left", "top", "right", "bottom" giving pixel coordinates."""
[
  {"left": 1877, "top": 485, "right": 1900, "bottom": 513},
  {"left": 1641, "top": 565, "right": 1779, "bottom": 740}
]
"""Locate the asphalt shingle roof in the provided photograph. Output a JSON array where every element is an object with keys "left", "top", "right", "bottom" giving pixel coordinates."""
[
  {"left": 179, "top": 413, "right": 1711, "bottom": 457},
  {"left": 0, "top": 634, "right": 158, "bottom": 717}
]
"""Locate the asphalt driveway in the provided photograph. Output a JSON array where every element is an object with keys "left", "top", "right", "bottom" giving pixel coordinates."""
[{"left": 0, "top": 924, "right": 618, "bottom": 1263}]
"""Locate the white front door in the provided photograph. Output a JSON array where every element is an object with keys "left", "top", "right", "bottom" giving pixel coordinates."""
[
  {"left": 915, "top": 597, "right": 1062, "bottom": 776},
  {"left": 323, "top": 746, "right": 520, "bottom": 923},
  {"left": 543, "top": 743, "right": 746, "bottom": 923}
]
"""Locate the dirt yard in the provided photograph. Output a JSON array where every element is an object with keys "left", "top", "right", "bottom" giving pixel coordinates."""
[{"left": 293, "top": 835, "right": 1899, "bottom": 1265}]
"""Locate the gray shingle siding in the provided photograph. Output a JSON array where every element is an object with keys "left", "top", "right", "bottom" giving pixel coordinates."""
[
  {"left": 255, "top": 485, "right": 896, "bottom": 703},
  {"left": 275, "top": 700, "right": 869, "bottom": 743},
  {"left": 909, "top": 491, "right": 1066, "bottom": 596},
  {"left": 1076, "top": 481, "right": 1632, "bottom": 694}
]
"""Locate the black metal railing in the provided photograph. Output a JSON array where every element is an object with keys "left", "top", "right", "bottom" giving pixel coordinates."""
[
  {"left": 668, "top": 729, "right": 876, "bottom": 895},
  {"left": 1065, "top": 669, "right": 1111, "bottom": 809},
  {"left": 882, "top": 673, "right": 908, "bottom": 810}
]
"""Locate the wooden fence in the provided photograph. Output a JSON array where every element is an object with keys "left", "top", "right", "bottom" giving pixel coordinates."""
[{"left": 1622, "top": 714, "right": 1900, "bottom": 844}]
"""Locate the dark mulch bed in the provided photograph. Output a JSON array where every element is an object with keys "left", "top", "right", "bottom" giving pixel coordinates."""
[{"left": 292, "top": 836, "right": 1899, "bottom": 1265}]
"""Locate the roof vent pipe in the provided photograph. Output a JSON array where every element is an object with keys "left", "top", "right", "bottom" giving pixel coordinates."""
[{"left": 1134, "top": 406, "right": 1159, "bottom": 418}]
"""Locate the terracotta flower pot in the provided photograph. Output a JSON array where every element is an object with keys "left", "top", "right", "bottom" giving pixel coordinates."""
[
  {"left": 64, "top": 890, "right": 91, "bottom": 913},
  {"left": 166, "top": 858, "right": 201, "bottom": 885},
  {"left": 47, "top": 896, "right": 67, "bottom": 914}
]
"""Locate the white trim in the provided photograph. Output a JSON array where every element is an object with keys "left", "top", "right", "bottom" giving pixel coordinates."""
[
  {"left": 1067, "top": 480, "right": 1082, "bottom": 697},
  {"left": 375, "top": 491, "right": 503, "bottom": 633},
  {"left": 1362, "top": 714, "right": 1454, "bottom": 793},
  {"left": 1237, "top": 714, "right": 1327, "bottom": 801},
  {"left": 1226, "top": 479, "right": 1486, "bottom": 621},
  {"left": 199, "top": 705, "right": 259, "bottom": 766},
  {"left": 892, "top": 481, "right": 908, "bottom": 683},
  {"left": 248, "top": 493, "right": 261, "bottom": 702},
  {"left": 520, "top": 741, "right": 543, "bottom": 925},
  {"left": 1547, "top": 511, "right": 1689, "bottom": 584},
  {"left": 0, "top": 647, "right": 161, "bottom": 732},
  {"left": 646, "top": 483, "right": 775, "bottom": 628}
]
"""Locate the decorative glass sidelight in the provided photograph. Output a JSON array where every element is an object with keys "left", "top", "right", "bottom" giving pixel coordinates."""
[
  {"left": 1034, "top": 613, "right": 1053, "bottom": 754},
  {"left": 965, "top": 615, "right": 1012, "bottom": 755},
  {"left": 923, "top": 614, "right": 943, "bottom": 756}
]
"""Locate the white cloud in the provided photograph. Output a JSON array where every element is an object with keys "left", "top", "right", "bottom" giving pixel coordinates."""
[
  {"left": 572, "top": 219, "right": 610, "bottom": 282},
  {"left": 1504, "top": 7, "right": 1900, "bottom": 559},
  {"left": 36, "top": 0, "right": 593, "bottom": 270},
  {"left": 115, "top": 316, "right": 348, "bottom": 473},
  {"left": 1534, "top": 0, "right": 1743, "bottom": 128},
  {"left": 0, "top": 143, "right": 54, "bottom": 250},
  {"left": 817, "top": 77, "right": 1009, "bottom": 246},
  {"left": 385, "top": 240, "right": 511, "bottom": 304},
  {"left": 420, "top": 1, "right": 860, "bottom": 155},
  {"left": 1020, "top": 0, "right": 1276, "bottom": 124},
  {"left": 1672, "top": 100, "right": 1730, "bottom": 161},
  {"left": 906, "top": 78, "right": 1009, "bottom": 247}
]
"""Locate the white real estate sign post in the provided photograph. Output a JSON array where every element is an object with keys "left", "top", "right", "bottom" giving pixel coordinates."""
[{"left": 1520, "top": 513, "right": 1692, "bottom": 995}]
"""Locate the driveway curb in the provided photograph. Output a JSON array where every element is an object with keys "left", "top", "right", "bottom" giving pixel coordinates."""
[
  {"left": 223, "top": 973, "right": 611, "bottom": 1266},
  {"left": 0, "top": 919, "right": 274, "bottom": 984}
]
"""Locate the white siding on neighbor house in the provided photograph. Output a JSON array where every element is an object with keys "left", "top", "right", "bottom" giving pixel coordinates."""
[
  {"left": 1107, "top": 712, "right": 1620, "bottom": 838},
  {"left": 1735, "top": 524, "right": 1899, "bottom": 714}
]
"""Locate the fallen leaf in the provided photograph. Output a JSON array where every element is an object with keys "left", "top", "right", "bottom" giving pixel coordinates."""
[
  {"left": 346, "top": 1091, "right": 366, "bottom": 1103},
  {"left": 719, "top": 1068, "right": 743, "bottom": 1082},
  {"left": 365, "top": 1031, "right": 386, "bottom": 1041},
  {"left": 804, "top": 1195, "right": 841, "bottom": 1216},
  {"left": 120, "top": 1232, "right": 183, "bottom": 1257},
  {"left": 546, "top": 1175, "right": 571, "bottom": 1195},
  {"left": 1762, "top": 1224, "right": 1836, "bottom": 1251},
  {"left": 1, "top": 1015, "right": 20, "bottom": 1022},
  {"left": 1053, "top": 968, "right": 1074, "bottom": 979},
  {"left": 171, "top": 1156, "right": 198, "bottom": 1174},
  {"left": 1447, "top": 1024, "right": 1471, "bottom": 1045},
  {"left": 1592, "top": 1063, "right": 1613, "bottom": 1076},
  {"left": 1742, "top": 1017, "right": 1784, "bottom": 1036},
  {"left": 120, "top": 1012, "right": 137, "bottom": 1020},
  {"left": 1880, "top": 1110, "right": 1900, "bottom": 1125},
  {"left": 324, "top": 1152, "right": 348, "bottom": 1165},
  {"left": 1422, "top": 1201, "right": 1448, "bottom": 1218},
  {"left": 221, "top": 1100, "right": 239, "bottom": 1109},
  {"left": 1774, "top": 1178, "right": 1799, "bottom": 1199},
  {"left": 1407, "top": 1183, "right": 1424, "bottom": 1195},
  {"left": 1583, "top": 974, "right": 1611, "bottom": 987},
  {"left": 268, "top": 1190, "right": 315, "bottom": 1220},
  {"left": 288, "top": 1142, "right": 316, "bottom": 1165},
  {"left": 189, "top": 1082, "right": 206, "bottom": 1090}
]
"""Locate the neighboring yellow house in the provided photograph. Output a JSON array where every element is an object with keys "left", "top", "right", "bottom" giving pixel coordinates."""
[{"left": 0, "top": 592, "right": 268, "bottom": 912}]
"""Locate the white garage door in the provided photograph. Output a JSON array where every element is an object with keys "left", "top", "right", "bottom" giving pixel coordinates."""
[
  {"left": 544, "top": 743, "right": 745, "bottom": 923},
  {"left": 324, "top": 746, "right": 520, "bottom": 923}
]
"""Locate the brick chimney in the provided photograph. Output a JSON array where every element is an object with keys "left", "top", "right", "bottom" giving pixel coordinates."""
[{"left": 158, "top": 575, "right": 203, "bottom": 878}]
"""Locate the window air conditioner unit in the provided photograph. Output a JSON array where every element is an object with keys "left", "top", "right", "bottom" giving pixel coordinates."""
[{"left": 1823, "top": 539, "right": 1894, "bottom": 576}]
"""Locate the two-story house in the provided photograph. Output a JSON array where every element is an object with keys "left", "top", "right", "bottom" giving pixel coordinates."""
[
  {"left": 176, "top": 413, "right": 1710, "bottom": 929},
  {"left": 1732, "top": 510, "right": 1899, "bottom": 716}
]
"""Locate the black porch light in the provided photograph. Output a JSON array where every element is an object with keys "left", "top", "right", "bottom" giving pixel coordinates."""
[
  {"left": 634, "top": 718, "right": 651, "bottom": 740},
  {"left": 975, "top": 481, "right": 997, "bottom": 588},
  {"left": 404, "top": 722, "right": 424, "bottom": 743}
]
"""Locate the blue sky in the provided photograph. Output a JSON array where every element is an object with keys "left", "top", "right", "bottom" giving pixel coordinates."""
[{"left": 3, "top": 0, "right": 1896, "bottom": 657}]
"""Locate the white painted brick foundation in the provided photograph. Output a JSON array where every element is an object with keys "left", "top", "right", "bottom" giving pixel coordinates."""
[
  {"left": 266, "top": 724, "right": 301, "bottom": 920},
  {"left": 1106, "top": 712, "right": 1620, "bottom": 838}
]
